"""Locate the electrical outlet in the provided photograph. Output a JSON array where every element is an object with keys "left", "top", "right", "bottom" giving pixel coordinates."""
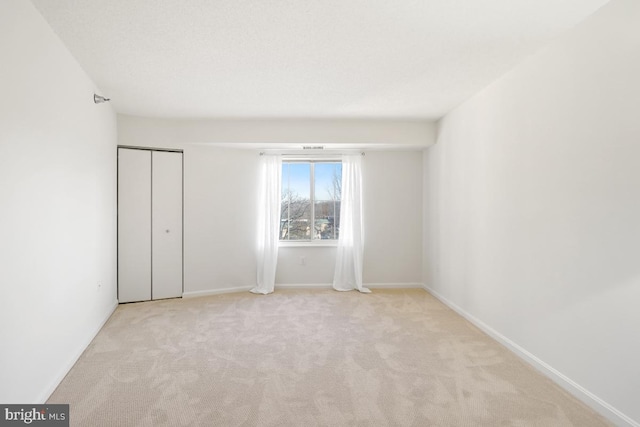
[{"left": 300, "top": 256, "right": 306, "bottom": 266}]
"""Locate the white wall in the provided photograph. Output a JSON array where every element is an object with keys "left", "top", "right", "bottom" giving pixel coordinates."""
[
  {"left": 183, "top": 145, "right": 261, "bottom": 294},
  {"left": 0, "top": 0, "right": 117, "bottom": 403},
  {"left": 363, "top": 151, "right": 423, "bottom": 285},
  {"left": 118, "top": 116, "right": 424, "bottom": 293},
  {"left": 423, "top": 0, "right": 640, "bottom": 425}
]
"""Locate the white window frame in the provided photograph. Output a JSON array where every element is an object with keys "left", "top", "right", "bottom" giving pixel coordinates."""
[{"left": 280, "top": 157, "right": 341, "bottom": 247}]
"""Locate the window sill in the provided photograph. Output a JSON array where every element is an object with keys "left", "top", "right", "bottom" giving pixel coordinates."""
[{"left": 279, "top": 240, "right": 339, "bottom": 248}]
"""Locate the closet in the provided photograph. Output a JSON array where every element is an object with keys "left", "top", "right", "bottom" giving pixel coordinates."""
[{"left": 117, "top": 147, "right": 183, "bottom": 303}]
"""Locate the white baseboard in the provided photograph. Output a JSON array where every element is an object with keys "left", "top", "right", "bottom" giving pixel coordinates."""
[
  {"left": 183, "top": 283, "right": 427, "bottom": 296},
  {"left": 182, "top": 286, "right": 253, "bottom": 298},
  {"left": 366, "top": 282, "right": 425, "bottom": 289},
  {"left": 276, "top": 283, "right": 332, "bottom": 289},
  {"left": 275, "top": 282, "right": 425, "bottom": 290},
  {"left": 422, "top": 284, "right": 639, "bottom": 427},
  {"left": 39, "top": 298, "right": 118, "bottom": 403}
]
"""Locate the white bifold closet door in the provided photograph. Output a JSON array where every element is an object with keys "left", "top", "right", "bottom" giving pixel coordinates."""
[
  {"left": 151, "top": 151, "right": 183, "bottom": 300},
  {"left": 118, "top": 148, "right": 182, "bottom": 303}
]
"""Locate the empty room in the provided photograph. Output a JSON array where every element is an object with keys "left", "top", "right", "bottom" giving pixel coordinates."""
[{"left": 1, "top": 0, "right": 639, "bottom": 425}]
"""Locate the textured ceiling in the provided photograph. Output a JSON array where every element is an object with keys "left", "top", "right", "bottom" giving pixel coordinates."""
[{"left": 31, "top": 0, "right": 609, "bottom": 119}]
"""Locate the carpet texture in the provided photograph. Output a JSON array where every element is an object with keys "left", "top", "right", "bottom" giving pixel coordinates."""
[{"left": 48, "top": 289, "right": 610, "bottom": 426}]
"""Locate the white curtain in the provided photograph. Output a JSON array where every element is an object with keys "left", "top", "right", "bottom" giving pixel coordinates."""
[
  {"left": 251, "top": 154, "right": 281, "bottom": 295},
  {"left": 333, "top": 154, "right": 370, "bottom": 293}
]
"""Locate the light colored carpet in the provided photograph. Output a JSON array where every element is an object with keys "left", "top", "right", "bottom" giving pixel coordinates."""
[{"left": 48, "top": 289, "right": 610, "bottom": 426}]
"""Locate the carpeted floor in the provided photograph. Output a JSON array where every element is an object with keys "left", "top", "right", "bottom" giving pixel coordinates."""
[{"left": 48, "top": 289, "right": 610, "bottom": 426}]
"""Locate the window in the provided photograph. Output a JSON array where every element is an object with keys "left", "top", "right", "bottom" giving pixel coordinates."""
[{"left": 280, "top": 161, "right": 342, "bottom": 241}]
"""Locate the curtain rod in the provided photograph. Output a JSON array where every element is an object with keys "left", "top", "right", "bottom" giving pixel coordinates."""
[{"left": 259, "top": 152, "right": 365, "bottom": 156}]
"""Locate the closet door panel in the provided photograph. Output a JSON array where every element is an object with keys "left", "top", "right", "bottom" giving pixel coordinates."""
[
  {"left": 151, "top": 151, "right": 183, "bottom": 299},
  {"left": 118, "top": 149, "right": 152, "bottom": 303}
]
